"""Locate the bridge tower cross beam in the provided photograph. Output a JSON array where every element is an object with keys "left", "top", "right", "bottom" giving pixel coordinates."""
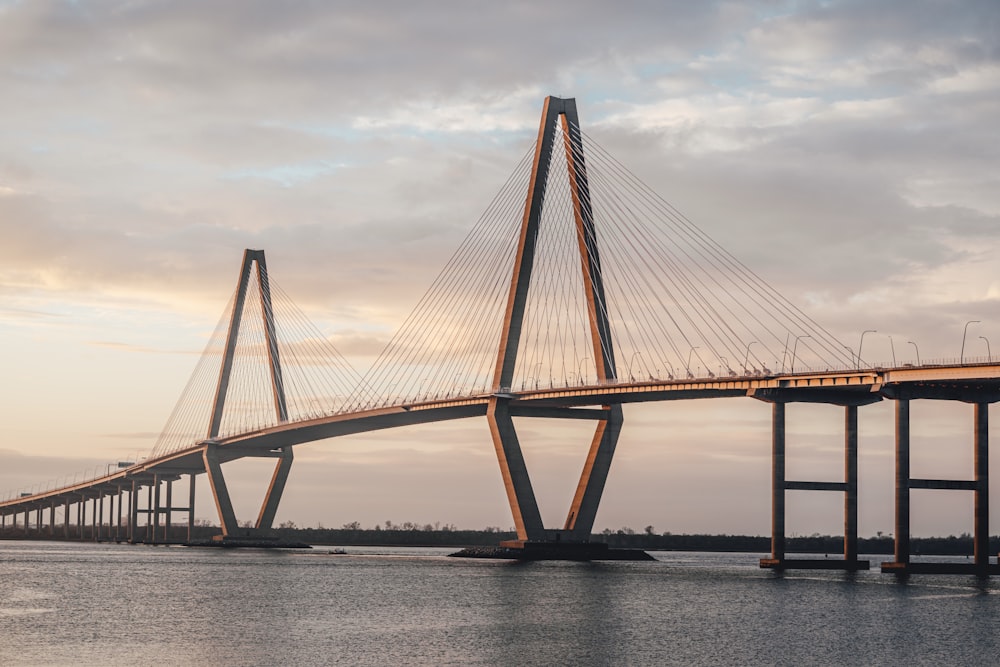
[
  {"left": 202, "top": 249, "right": 294, "bottom": 537},
  {"left": 488, "top": 96, "right": 623, "bottom": 543}
]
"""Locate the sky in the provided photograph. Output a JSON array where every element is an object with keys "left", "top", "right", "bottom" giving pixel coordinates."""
[{"left": 1, "top": 0, "right": 998, "bottom": 537}]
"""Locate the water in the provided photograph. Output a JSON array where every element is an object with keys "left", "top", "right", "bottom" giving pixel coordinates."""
[{"left": 2, "top": 541, "right": 999, "bottom": 666}]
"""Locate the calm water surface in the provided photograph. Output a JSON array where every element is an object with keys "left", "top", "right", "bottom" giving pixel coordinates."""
[{"left": 1, "top": 541, "right": 998, "bottom": 666}]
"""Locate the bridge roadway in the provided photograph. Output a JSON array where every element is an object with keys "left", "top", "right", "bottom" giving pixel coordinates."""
[{"left": 3, "top": 362, "right": 998, "bottom": 529}]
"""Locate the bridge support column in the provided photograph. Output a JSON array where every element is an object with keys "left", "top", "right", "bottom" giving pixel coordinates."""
[
  {"left": 114, "top": 491, "right": 120, "bottom": 540},
  {"left": 151, "top": 475, "right": 161, "bottom": 544},
  {"left": 145, "top": 484, "right": 153, "bottom": 543},
  {"left": 769, "top": 401, "right": 786, "bottom": 564},
  {"left": 129, "top": 480, "right": 138, "bottom": 543},
  {"left": 565, "top": 405, "right": 623, "bottom": 540},
  {"left": 974, "top": 403, "right": 989, "bottom": 574},
  {"left": 203, "top": 444, "right": 239, "bottom": 538},
  {"left": 487, "top": 400, "right": 545, "bottom": 542},
  {"left": 256, "top": 448, "right": 293, "bottom": 531},
  {"left": 894, "top": 397, "right": 910, "bottom": 568},
  {"left": 164, "top": 478, "right": 173, "bottom": 542},
  {"left": 97, "top": 493, "right": 104, "bottom": 541},
  {"left": 106, "top": 494, "right": 113, "bottom": 541},
  {"left": 844, "top": 405, "right": 859, "bottom": 565},
  {"left": 760, "top": 398, "right": 869, "bottom": 571},
  {"left": 188, "top": 473, "right": 196, "bottom": 542},
  {"left": 882, "top": 398, "right": 996, "bottom": 575}
]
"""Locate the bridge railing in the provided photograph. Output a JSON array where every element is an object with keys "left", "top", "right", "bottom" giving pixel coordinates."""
[{"left": 2, "top": 454, "right": 147, "bottom": 503}]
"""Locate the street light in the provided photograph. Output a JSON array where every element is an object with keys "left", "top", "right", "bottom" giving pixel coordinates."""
[
  {"left": 858, "top": 330, "right": 876, "bottom": 368},
  {"left": 961, "top": 320, "right": 981, "bottom": 363},
  {"left": 888, "top": 335, "right": 896, "bottom": 366},
  {"left": 742, "top": 341, "right": 759, "bottom": 374},
  {"left": 686, "top": 347, "right": 700, "bottom": 378},
  {"left": 791, "top": 335, "right": 811, "bottom": 373},
  {"left": 628, "top": 352, "right": 641, "bottom": 382},
  {"left": 908, "top": 341, "right": 920, "bottom": 365},
  {"left": 980, "top": 336, "right": 992, "bottom": 362}
]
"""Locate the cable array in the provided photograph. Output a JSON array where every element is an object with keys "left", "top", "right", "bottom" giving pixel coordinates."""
[
  {"left": 153, "top": 114, "right": 856, "bottom": 451},
  {"left": 342, "top": 147, "right": 535, "bottom": 410},
  {"left": 568, "top": 123, "right": 854, "bottom": 382},
  {"left": 150, "top": 266, "right": 365, "bottom": 458},
  {"left": 351, "top": 117, "right": 853, "bottom": 406}
]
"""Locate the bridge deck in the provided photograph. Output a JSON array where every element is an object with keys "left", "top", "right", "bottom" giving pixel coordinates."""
[{"left": 3, "top": 363, "right": 999, "bottom": 515}]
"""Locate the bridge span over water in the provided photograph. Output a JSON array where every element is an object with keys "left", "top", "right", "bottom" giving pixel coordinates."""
[{"left": 3, "top": 97, "right": 998, "bottom": 574}]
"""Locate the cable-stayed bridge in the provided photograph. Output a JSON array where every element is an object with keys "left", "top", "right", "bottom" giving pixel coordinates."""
[{"left": 3, "top": 97, "right": 998, "bottom": 573}]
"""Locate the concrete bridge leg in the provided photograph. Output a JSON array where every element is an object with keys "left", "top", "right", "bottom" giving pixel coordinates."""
[
  {"left": 187, "top": 473, "right": 196, "bottom": 543},
  {"left": 564, "top": 405, "right": 623, "bottom": 540},
  {"left": 151, "top": 475, "right": 161, "bottom": 544},
  {"left": 760, "top": 399, "right": 867, "bottom": 571},
  {"left": 844, "top": 405, "right": 859, "bottom": 565},
  {"left": 114, "top": 488, "right": 121, "bottom": 541},
  {"left": 974, "top": 403, "right": 989, "bottom": 575},
  {"left": 145, "top": 485, "right": 153, "bottom": 543},
  {"left": 770, "top": 402, "right": 786, "bottom": 563},
  {"left": 883, "top": 398, "right": 994, "bottom": 574},
  {"left": 256, "top": 448, "right": 293, "bottom": 531},
  {"left": 203, "top": 444, "right": 240, "bottom": 538},
  {"left": 129, "top": 480, "right": 138, "bottom": 543},
  {"left": 893, "top": 398, "right": 911, "bottom": 568},
  {"left": 164, "top": 478, "right": 173, "bottom": 542},
  {"left": 487, "top": 400, "right": 545, "bottom": 542}
]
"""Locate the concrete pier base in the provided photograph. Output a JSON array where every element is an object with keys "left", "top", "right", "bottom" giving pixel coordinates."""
[
  {"left": 760, "top": 558, "right": 870, "bottom": 571},
  {"left": 451, "top": 540, "right": 654, "bottom": 561},
  {"left": 184, "top": 534, "right": 310, "bottom": 549},
  {"left": 881, "top": 560, "right": 1000, "bottom": 575}
]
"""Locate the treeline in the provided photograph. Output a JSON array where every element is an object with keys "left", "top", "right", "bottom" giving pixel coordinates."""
[
  {"left": 263, "top": 525, "right": 997, "bottom": 556},
  {"left": 4, "top": 522, "right": 996, "bottom": 555}
]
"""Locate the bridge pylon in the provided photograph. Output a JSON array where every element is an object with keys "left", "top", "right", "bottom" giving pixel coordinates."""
[
  {"left": 488, "top": 96, "right": 624, "bottom": 545},
  {"left": 202, "top": 249, "right": 294, "bottom": 539}
]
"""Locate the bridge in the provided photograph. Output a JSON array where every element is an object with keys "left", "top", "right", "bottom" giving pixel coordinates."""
[{"left": 2, "top": 97, "right": 998, "bottom": 573}]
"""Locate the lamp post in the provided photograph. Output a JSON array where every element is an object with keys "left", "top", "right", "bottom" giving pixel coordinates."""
[
  {"left": 980, "top": 335, "right": 992, "bottom": 362},
  {"left": 908, "top": 340, "right": 920, "bottom": 365},
  {"left": 858, "top": 330, "right": 876, "bottom": 368},
  {"left": 628, "top": 352, "right": 641, "bottom": 381},
  {"left": 791, "top": 335, "right": 811, "bottom": 373},
  {"left": 686, "top": 347, "right": 699, "bottom": 378},
  {"left": 961, "top": 320, "right": 980, "bottom": 363},
  {"left": 742, "top": 341, "right": 759, "bottom": 374},
  {"left": 889, "top": 335, "right": 896, "bottom": 366}
]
